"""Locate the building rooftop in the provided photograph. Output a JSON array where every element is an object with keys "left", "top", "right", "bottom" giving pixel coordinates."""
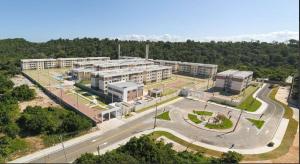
[
  {"left": 21, "top": 58, "right": 57, "bottom": 62},
  {"left": 92, "top": 65, "right": 172, "bottom": 77},
  {"left": 217, "top": 69, "right": 253, "bottom": 79},
  {"left": 93, "top": 59, "right": 153, "bottom": 68},
  {"left": 151, "top": 59, "right": 218, "bottom": 67},
  {"left": 108, "top": 81, "right": 143, "bottom": 90}
]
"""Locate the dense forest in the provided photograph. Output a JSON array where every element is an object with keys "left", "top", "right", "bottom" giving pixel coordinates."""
[
  {"left": 0, "top": 38, "right": 298, "bottom": 81},
  {"left": 74, "top": 135, "right": 243, "bottom": 164}
]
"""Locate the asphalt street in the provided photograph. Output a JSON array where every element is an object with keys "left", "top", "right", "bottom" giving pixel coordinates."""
[{"left": 30, "top": 84, "right": 284, "bottom": 163}]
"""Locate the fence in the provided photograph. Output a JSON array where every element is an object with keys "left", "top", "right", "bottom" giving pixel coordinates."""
[
  {"left": 134, "top": 91, "right": 180, "bottom": 111},
  {"left": 22, "top": 72, "right": 98, "bottom": 125}
]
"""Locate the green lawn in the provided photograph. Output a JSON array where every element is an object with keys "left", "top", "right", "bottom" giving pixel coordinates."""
[
  {"left": 247, "top": 118, "right": 265, "bottom": 129},
  {"left": 149, "top": 131, "right": 222, "bottom": 157},
  {"left": 156, "top": 111, "right": 171, "bottom": 120},
  {"left": 188, "top": 114, "right": 202, "bottom": 124},
  {"left": 244, "top": 87, "right": 299, "bottom": 161},
  {"left": 146, "top": 88, "right": 299, "bottom": 162},
  {"left": 205, "top": 115, "right": 233, "bottom": 129},
  {"left": 237, "top": 86, "right": 262, "bottom": 112},
  {"left": 193, "top": 110, "right": 213, "bottom": 116}
]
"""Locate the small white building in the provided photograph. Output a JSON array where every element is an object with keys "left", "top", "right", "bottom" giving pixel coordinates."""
[
  {"left": 215, "top": 69, "right": 253, "bottom": 93},
  {"left": 107, "top": 81, "right": 144, "bottom": 103}
]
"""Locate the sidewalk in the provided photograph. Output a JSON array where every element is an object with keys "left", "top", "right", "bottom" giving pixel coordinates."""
[
  {"left": 9, "top": 97, "right": 183, "bottom": 163},
  {"left": 90, "top": 118, "right": 289, "bottom": 156},
  {"left": 122, "top": 97, "right": 183, "bottom": 122},
  {"left": 193, "top": 83, "right": 268, "bottom": 115}
]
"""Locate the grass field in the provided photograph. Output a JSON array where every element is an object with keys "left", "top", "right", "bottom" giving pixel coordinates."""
[
  {"left": 237, "top": 85, "right": 261, "bottom": 112},
  {"left": 156, "top": 111, "right": 171, "bottom": 120},
  {"left": 205, "top": 115, "right": 233, "bottom": 129},
  {"left": 243, "top": 87, "right": 299, "bottom": 161},
  {"left": 193, "top": 110, "right": 213, "bottom": 116},
  {"left": 188, "top": 113, "right": 202, "bottom": 124},
  {"left": 247, "top": 118, "right": 265, "bottom": 129},
  {"left": 24, "top": 68, "right": 108, "bottom": 111},
  {"left": 24, "top": 68, "right": 69, "bottom": 87}
]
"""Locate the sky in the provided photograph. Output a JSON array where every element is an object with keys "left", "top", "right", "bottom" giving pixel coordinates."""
[{"left": 0, "top": 0, "right": 298, "bottom": 42}]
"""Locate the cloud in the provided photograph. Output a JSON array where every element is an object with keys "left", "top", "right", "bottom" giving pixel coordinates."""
[{"left": 117, "top": 31, "right": 299, "bottom": 43}]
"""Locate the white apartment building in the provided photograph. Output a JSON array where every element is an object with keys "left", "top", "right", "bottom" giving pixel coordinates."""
[
  {"left": 21, "top": 57, "right": 110, "bottom": 70},
  {"left": 57, "top": 57, "right": 110, "bottom": 68},
  {"left": 71, "top": 59, "right": 154, "bottom": 80},
  {"left": 215, "top": 69, "right": 253, "bottom": 93},
  {"left": 107, "top": 81, "right": 144, "bottom": 102},
  {"left": 21, "top": 59, "right": 58, "bottom": 70},
  {"left": 91, "top": 65, "right": 172, "bottom": 94},
  {"left": 94, "top": 59, "right": 154, "bottom": 71},
  {"left": 150, "top": 59, "right": 218, "bottom": 78}
]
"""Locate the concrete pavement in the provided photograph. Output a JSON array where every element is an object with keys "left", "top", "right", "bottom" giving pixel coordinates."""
[{"left": 10, "top": 84, "right": 289, "bottom": 163}]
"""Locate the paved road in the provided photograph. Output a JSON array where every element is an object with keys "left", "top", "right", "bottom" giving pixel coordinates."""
[{"left": 31, "top": 84, "right": 284, "bottom": 163}]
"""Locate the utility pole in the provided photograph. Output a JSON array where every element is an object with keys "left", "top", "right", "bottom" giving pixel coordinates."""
[
  {"left": 76, "top": 90, "right": 79, "bottom": 108},
  {"left": 153, "top": 99, "right": 158, "bottom": 128},
  {"left": 97, "top": 142, "right": 107, "bottom": 156},
  {"left": 59, "top": 135, "right": 68, "bottom": 162},
  {"left": 97, "top": 145, "right": 100, "bottom": 155}
]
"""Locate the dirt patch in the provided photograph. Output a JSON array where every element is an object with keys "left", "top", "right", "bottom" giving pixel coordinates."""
[
  {"left": 272, "top": 131, "right": 299, "bottom": 163},
  {"left": 11, "top": 75, "right": 60, "bottom": 112},
  {"left": 24, "top": 136, "right": 45, "bottom": 151},
  {"left": 10, "top": 136, "right": 45, "bottom": 161},
  {"left": 19, "top": 86, "right": 60, "bottom": 112}
]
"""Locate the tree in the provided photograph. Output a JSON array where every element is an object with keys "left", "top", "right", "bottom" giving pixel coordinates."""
[
  {"left": 3, "top": 123, "right": 20, "bottom": 138},
  {"left": 74, "top": 153, "right": 98, "bottom": 164},
  {"left": 0, "top": 75, "right": 13, "bottom": 94},
  {"left": 220, "top": 151, "right": 243, "bottom": 164},
  {"left": 74, "top": 136, "right": 225, "bottom": 164},
  {"left": 11, "top": 84, "right": 35, "bottom": 101},
  {"left": 61, "top": 112, "right": 92, "bottom": 133}
]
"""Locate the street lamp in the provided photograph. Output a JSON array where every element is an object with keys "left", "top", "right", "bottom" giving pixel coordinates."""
[{"left": 97, "top": 142, "right": 108, "bottom": 155}]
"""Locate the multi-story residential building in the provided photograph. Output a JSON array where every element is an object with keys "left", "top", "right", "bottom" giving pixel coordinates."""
[
  {"left": 107, "top": 81, "right": 144, "bottom": 102},
  {"left": 215, "top": 69, "right": 253, "bottom": 93},
  {"left": 91, "top": 65, "right": 172, "bottom": 94},
  {"left": 21, "top": 57, "right": 110, "bottom": 70},
  {"left": 57, "top": 57, "right": 110, "bottom": 68},
  {"left": 150, "top": 59, "right": 218, "bottom": 78},
  {"left": 94, "top": 59, "right": 153, "bottom": 71},
  {"left": 71, "top": 59, "right": 154, "bottom": 80}
]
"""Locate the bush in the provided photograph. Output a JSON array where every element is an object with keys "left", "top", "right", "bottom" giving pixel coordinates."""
[
  {"left": 18, "top": 106, "right": 92, "bottom": 135},
  {"left": 0, "top": 75, "right": 14, "bottom": 94},
  {"left": 4, "top": 123, "right": 20, "bottom": 138},
  {"left": 11, "top": 84, "right": 35, "bottom": 101},
  {"left": 221, "top": 151, "right": 243, "bottom": 164},
  {"left": 61, "top": 113, "right": 92, "bottom": 133}
]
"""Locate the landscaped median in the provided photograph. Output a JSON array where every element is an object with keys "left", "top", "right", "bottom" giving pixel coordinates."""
[
  {"left": 188, "top": 113, "right": 202, "bottom": 124},
  {"left": 247, "top": 118, "right": 265, "bottom": 129},
  {"left": 193, "top": 110, "right": 213, "bottom": 116},
  {"left": 156, "top": 111, "right": 171, "bottom": 121},
  {"left": 243, "top": 87, "right": 299, "bottom": 161},
  {"left": 151, "top": 87, "right": 298, "bottom": 161},
  {"left": 205, "top": 115, "right": 233, "bottom": 129}
]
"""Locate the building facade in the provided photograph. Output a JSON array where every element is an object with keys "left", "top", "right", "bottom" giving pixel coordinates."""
[
  {"left": 91, "top": 65, "right": 172, "bottom": 94},
  {"left": 107, "top": 82, "right": 144, "bottom": 102},
  {"left": 215, "top": 69, "right": 253, "bottom": 93},
  {"left": 21, "top": 57, "right": 110, "bottom": 70},
  {"left": 150, "top": 59, "right": 218, "bottom": 78}
]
